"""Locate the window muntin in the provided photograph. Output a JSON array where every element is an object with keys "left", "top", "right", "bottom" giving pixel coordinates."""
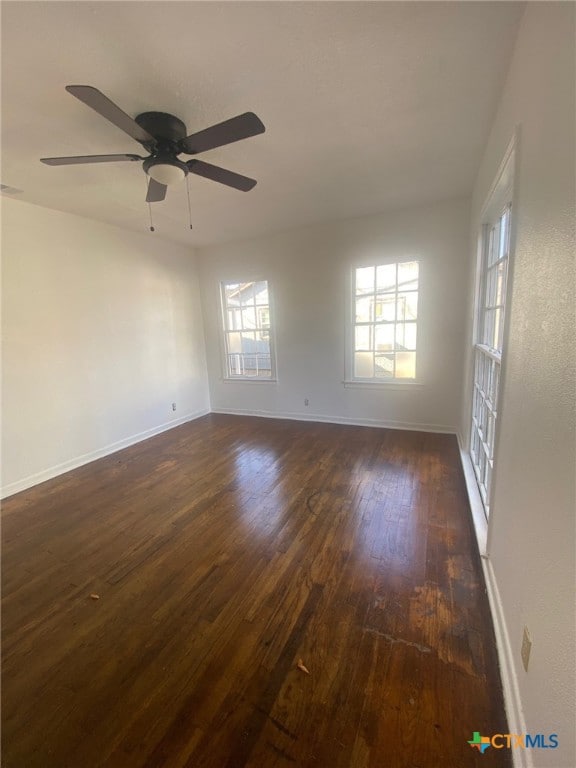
[
  {"left": 221, "top": 281, "right": 275, "bottom": 379},
  {"left": 352, "top": 261, "right": 419, "bottom": 381}
]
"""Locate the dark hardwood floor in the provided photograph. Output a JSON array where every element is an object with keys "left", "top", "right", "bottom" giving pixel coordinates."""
[{"left": 2, "top": 414, "right": 510, "bottom": 767}]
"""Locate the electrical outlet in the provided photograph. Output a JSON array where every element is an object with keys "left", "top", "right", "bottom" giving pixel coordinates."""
[
  {"left": 521, "top": 626, "right": 532, "bottom": 672},
  {"left": 172, "top": 402, "right": 177, "bottom": 411},
  {"left": 304, "top": 398, "right": 309, "bottom": 406}
]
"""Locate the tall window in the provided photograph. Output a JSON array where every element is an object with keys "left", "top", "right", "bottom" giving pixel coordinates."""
[
  {"left": 221, "top": 280, "right": 275, "bottom": 379},
  {"left": 470, "top": 204, "right": 512, "bottom": 516},
  {"left": 352, "top": 261, "right": 419, "bottom": 380}
]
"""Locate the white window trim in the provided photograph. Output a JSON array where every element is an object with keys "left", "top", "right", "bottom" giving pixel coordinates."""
[
  {"left": 342, "top": 380, "right": 424, "bottom": 391},
  {"left": 219, "top": 278, "right": 278, "bottom": 383},
  {"left": 469, "top": 131, "right": 518, "bottom": 528},
  {"left": 344, "top": 259, "right": 422, "bottom": 386}
]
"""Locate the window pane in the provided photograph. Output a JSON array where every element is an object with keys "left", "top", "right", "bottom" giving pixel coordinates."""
[
  {"left": 482, "top": 351, "right": 490, "bottom": 390},
  {"left": 375, "top": 295, "right": 396, "bottom": 321},
  {"left": 479, "top": 401, "right": 488, "bottom": 437},
  {"left": 242, "top": 306, "right": 256, "bottom": 329},
  {"left": 486, "top": 359, "right": 494, "bottom": 402},
  {"left": 240, "top": 286, "right": 256, "bottom": 306},
  {"left": 237, "top": 331, "right": 255, "bottom": 352},
  {"left": 483, "top": 308, "right": 495, "bottom": 347},
  {"left": 375, "top": 324, "right": 394, "bottom": 351},
  {"left": 484, "top": 459, "right": 492, "bottom": 498},
  {"left": 376, "top": 264, "right": 397, "bottom": 292},
  {"left": 479, "top": 449, "right": 486, "bottom": 484},
  {"left": 242, "top": 351, "right": 271, "bottom": 377},
  {"left": 396, "top": 351, "right": 416, "bottom": 378},
  {"left": 499, "top": 208, "right": 510, "bottom": 259},
  {"left": 396, "top": 292, "right": 418, "bottom": 321},
  {"left": 491, "top": 365, "right": 500, "bottom": 410},
  {"left": 224, "top": 283, "right": 241, "bottom": 302},
  {"left": 227, "top": 308, "right": 240, "bottom": 330},
  {"left": 356, "top": 297, "right": 372, "bottom": 323},
  {"left": 495, "top": 260, "right": 506, "bottom": 305},
  {"left": 355, "top": 351, "right": 374, "bottom": 378},
  {"left": 396, "top": 294, "right": 407, "bottom": 322},
  {"left": 395, "top": 323, "right": 417, "bottom": 350},
  {"left": 493, "top": 307, "right": 503, "bottom": 351},
  {"left": 487, "top": 413, "right": 495, "bottom": 456},
  {"left": 471, "top": 431, "right": 479, "bottom": 463},
  {"left": 228, "top": 352, "right": 244, "bottom": 376},
  {"left": 485, "top": 264, "right": 497, "bottom": 308},
  {"left": 356, "top": 266, "right": 375, "bottom": 295},
  {"left": 398, "top": 261, "right": 419, "bottom": 291},
  {"left": 355, "top": 325, "right": 372, "bottom": 351},
  {"left": 227, "top": 331, "right": 242, "bottom": 353},
  {"left": 254, "top": 283, "right": 269, "bottom": 305},
  {"left": 375, "top": 354, "right": 394, "bottom": 378},
  {"left": 488, "top": 222, "right": 500, "bottom": 266}
]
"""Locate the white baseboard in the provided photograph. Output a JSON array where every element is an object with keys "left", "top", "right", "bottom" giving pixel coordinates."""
[
  {"left": 457, "top": 436, "right": 530, "bottom": 768},
  {"left": 1, "top": 409, "right": 210, "bottom": 499},
  {"left": 482, "top": 558, "right": 532, "bottom": 768},
  {"left": 211, "top": 407, "right": 458, "bottom": 434}
]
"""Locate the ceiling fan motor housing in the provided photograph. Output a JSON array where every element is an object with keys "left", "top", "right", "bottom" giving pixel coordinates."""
[
  {"left": 135, "top": 111, "right": 187, "bottom": 146},
  {"left": 137, "top": 112, "right": 190, "bottom": 184}
]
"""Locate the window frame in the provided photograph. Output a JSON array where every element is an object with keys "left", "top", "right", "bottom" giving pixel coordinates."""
[
  {"left": 469, "top": 134, "right": 517, "bottom": 520},
  {"left": 345, "top": 259, "right": 422, "bottom": 387},
  {"left": 219, "top": 278, "right": 277, "bottom": 382}
]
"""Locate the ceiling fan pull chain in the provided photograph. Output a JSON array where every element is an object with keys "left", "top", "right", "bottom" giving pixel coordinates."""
[
  {"left": 186, "top": 175, "right": 193, "bottom": 230},
  {"left": 148, "top": 201, "right": 155, "bottom": 232},
  {"left": 145, "top": 177, "right": 155, "bottom": 232}
]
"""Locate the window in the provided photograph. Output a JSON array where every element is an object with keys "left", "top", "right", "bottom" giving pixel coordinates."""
[
  {"left": 221, "top": 280, "right": 275, "bottom": 379},
  {"left": 470, "top": 204, "right": 511, "bottom": 516},
  {"left": 351, "top": 261, "right": 419, "bottom": 381}
]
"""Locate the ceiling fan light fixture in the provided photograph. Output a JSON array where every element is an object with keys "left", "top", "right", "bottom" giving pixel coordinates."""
[{"left": 144, "top": 156, "right": 188, "bottom": 186}]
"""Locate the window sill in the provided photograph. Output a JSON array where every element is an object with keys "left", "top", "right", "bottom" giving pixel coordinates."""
[
  {"left": 343, "top": 379, "right": 424, "bottom": 391},
  {"left": 222, "top": 377, "right": 278, "bottom": 384}
]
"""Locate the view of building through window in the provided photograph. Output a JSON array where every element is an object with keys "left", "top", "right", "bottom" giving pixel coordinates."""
[
  {"left": 353, "top": 261, "right": 419, "bottom": 380},
  {"left": 221, "top": 281, "right": 273, "bottom": 378}
]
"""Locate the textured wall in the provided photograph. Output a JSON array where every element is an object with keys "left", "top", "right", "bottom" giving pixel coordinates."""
[
  {"left": 2, "top": 198, "right": 209, "bottom": 495},
  {"left": 199, "top": 197, "right": 470, "bottom": 433},
  {"left": 463, "top": 4, "right": 575, "bottom": 765}
]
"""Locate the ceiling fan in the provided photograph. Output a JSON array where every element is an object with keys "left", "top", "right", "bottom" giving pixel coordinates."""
[{"left": 40, "top": 86, "right": 265, "bottom": 203}]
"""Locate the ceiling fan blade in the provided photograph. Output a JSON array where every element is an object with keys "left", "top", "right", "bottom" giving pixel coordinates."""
[
  {"left": 66, "top": 85, "right": 156, "bottom": 147},
  {"left": 187, "top": 160, "right": 257, "bottom": 191},
  {"left": 180, "top": 112, "right": 265, "bottom": 155},
  {"left": 41, "top": 153, "right": 143, "bottom": 166},
  {"left": 146, "top": 178, "right": 167, "bottom": 203}
]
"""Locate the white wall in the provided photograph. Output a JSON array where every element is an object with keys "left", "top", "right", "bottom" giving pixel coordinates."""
[
  {"left": 461, "top": 4, "right": 575, "bottom": 766},
  {"left": 199, "top": 197, "right": 470, "bottom": 433},
  {"left": 1, "top": 198, "right": 209, "bottom": 496}
]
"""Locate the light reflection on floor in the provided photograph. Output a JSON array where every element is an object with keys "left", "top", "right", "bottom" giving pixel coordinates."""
[{"left": 232, "top": 443, "right": 285, "bottom": 536}]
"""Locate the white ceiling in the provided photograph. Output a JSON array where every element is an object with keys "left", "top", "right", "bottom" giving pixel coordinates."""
[{"left": 1, "top": 1, "right": 524, "bottom": 248}]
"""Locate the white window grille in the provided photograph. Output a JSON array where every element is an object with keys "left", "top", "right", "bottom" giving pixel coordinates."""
[
  {"left": 470, "top": 204, "right": 512, "bottom": 515},
  {"left": 221, "top": 281, "right": 275, "bottom": 379},
  {"left": 351, "top": 261, "right": 419, "bottom": 381}
]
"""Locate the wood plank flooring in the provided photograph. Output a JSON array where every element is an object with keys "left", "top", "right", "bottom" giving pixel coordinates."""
[{"left": 2, "top": 415, "right": 510, "bottom": 767}]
